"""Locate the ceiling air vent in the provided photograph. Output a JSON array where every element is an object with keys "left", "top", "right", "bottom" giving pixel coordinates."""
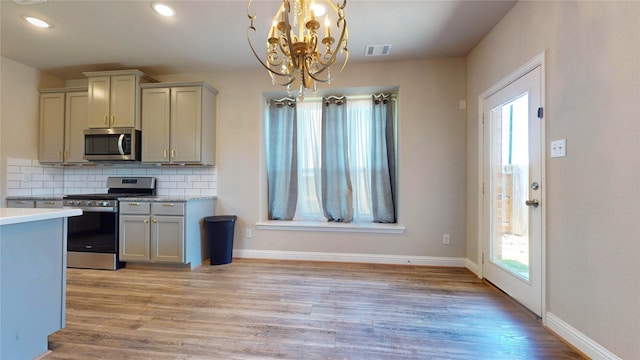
[{"left": 365, "top": 44, "right": 392, "bottom": 57}]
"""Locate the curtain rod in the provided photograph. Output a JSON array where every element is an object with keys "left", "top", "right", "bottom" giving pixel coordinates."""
[{"left": 267, "top": 93, "right": 397, "bottom": 103}]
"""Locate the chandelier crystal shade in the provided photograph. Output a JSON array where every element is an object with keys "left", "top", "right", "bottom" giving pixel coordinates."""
[{"left": 247, "top": 0, "right": 348, "bottom": 100}]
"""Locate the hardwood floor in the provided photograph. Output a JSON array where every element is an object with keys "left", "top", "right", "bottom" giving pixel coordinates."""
[{"left": 46, "top": 259, "right": 583, "bottom": 359}]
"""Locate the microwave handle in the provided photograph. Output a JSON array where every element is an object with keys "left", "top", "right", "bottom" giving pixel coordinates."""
[{"left": 117, "top": 134, "right": 125, "bottom": 155}]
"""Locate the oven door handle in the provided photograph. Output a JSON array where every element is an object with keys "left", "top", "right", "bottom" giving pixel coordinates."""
[
  {"left": 64, "top": 206, "right": 117, "bottom": 213},
  {"left": 117, "top": 134, "right": 125, "bottom": 155}
]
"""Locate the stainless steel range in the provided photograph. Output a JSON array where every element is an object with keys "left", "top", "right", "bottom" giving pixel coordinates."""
[{"left": 63, "top": 177, "right": 156, "bottom": 270}]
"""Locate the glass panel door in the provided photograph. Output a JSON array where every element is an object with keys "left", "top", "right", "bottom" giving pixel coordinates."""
[{"left": 490, "top": 94, "right": 530, "bottom": 280}]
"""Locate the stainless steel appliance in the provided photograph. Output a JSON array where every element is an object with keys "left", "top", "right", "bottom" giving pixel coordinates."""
[
  {"left": 64, "top": 177, "right": 156, "bottom": 270},
  {"left": 84, "top": 128, "right": 141, "bottom": 161}
]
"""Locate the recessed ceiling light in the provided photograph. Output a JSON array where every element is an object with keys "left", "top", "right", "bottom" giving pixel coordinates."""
[
  {"left": 152, "top": 2, "right": 175, "bottom": 17},
  {"left": 24, "top": 15, "right": 51, "bottom": 28}
]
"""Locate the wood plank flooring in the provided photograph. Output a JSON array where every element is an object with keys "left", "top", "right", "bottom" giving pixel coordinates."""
[{"left": 46, "top": 259, "right": 583, "bottom": 359}]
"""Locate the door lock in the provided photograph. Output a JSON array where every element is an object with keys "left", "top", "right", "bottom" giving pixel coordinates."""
[{"left": 525, "top": 199, "right": 540, "bottom": 208}]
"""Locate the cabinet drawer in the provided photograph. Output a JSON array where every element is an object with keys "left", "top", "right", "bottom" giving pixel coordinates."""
[
  {"left": 36, "top": 200, "right": 63, "bottom": 208},
  {"left": 151, "top": 202, "right": 185, "bottom": 216},
  {"left": 7, "top": 200, "right": 36, "bottom": 208},
  {"left": 120, "top": 201, "right": 151, "bottom": 214}
]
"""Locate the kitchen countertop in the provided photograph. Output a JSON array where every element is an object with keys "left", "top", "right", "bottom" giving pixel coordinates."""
[
  {"left": 119, "top": 195, "right": 217, "bottom": 202},
  {"left": 6, "top": 195, "right": 217, "bottom": 202},
  {"left": 0, "top": 208, "right": 82, "bottom": 226}
]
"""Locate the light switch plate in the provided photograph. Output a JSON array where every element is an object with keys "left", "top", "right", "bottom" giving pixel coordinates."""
[{"left": 550, "top": 139, "right": 567, "bottom": 158}]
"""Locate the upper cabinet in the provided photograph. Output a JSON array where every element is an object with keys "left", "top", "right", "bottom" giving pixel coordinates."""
[
  {"left": 141, "top": 82, "right": 217, "bottom": 165},
  {"left": 39, "top": 88, "right": 88, "bottom": 164},
  {"left": 84, "top": 70, "right": 155, "bottom": 130}
]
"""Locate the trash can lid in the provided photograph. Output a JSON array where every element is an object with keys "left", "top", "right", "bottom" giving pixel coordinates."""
[{"left": 205, "top": 215, "right": 237, "bottom": 222}]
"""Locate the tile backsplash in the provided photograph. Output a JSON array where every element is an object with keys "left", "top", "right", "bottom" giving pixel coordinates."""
[{"left": 6, "top": 157, "right": 217, "bottom": 197}]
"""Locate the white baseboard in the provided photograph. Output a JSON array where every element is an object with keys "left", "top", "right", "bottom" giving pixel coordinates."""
[
  {"left": 546, "top": 312, "right": 621, "bottom": 360},
  {"left": 465, "top": 259, "right": 481, "bottom": 277},
  {"left": 233, "top": 249, "right": 466, "bottom": 267}
]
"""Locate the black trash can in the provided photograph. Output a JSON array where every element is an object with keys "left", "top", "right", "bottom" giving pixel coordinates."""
[{"left": 204, "top": 215, "right": 237, "bottom": 265}]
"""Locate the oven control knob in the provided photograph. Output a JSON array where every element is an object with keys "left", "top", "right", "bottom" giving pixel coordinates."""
[
  {"left": 84, "top": 201, "right": 92, "bottom": 206},
  {"left": 101, "top": 201, "right": 110, "bottom": 207},
  {"left": 73, "top": 201, "right": 80, "bottom": 206}
]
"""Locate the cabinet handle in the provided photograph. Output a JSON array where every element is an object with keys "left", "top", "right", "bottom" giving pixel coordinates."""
[
  {"left": 103, "top": 115, "right": 108, "bottom": 125},
  {"left": 163, "top": 150, "right": 168, "bottom": 159},
  {"left": 111, "top": 115, "right": 115, "bottom": 125},
  {"left": 162, "top": 203, "right": 175, "bottom": 207},
  {"left": 64, "top": 150, "right": 69, "bottom": 159},
  {"left": 152, "top": 219, "right": 158, "bottom": 223},
  {"left": 144, "top": 219, "right": 149, "bottom": 223},
  {"left": 171, "top": 149, "right": 176, "bottom": 158},
  {"left": 44, "top": 201, "right": 55, "bottom": 205},
  {"left": 16, "top": 201, "right": 26, "bottom": 204},
  {"left": 57, "top": 150, "right": 62, "bottom": 159},
  {"left": 128, "top": 203, "right": 140, "bottom": 206}
]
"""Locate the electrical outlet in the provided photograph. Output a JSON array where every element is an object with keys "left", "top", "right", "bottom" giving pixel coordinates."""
[
  {"left": 245, "top": 228, "right": 252, "bottom": 239},
  {"left": 443, "top": 234, "right": 450, "bottom": 245}
]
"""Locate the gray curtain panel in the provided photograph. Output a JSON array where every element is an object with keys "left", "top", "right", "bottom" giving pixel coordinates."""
[
  {"left": 371, "top": 94, "right": 396, "bottom": 223},
  {"left": 267, "top": 98, "right": 298, "bottom": 220},
  {"left": 321, "top": 96, "right": 353, "bottom": 222}
]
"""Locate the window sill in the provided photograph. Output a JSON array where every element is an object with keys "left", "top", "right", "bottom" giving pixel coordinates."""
[{"left": 255, "top": 220, "right": 405, "bottom": 234}]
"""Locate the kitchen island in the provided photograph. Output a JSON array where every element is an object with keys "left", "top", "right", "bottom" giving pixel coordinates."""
[{"left": 0, "top": 207, "right": 81, "bottom": 359}]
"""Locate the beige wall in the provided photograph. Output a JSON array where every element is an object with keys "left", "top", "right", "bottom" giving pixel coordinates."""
[
  {"left": 0, "top": 57, "right": 63, "bottom": 202},
  {"left": 156, "top": 58, "right": 468, "bottom": 259},
  {"left": 1, "top": 57, "right": 468, "bottom": 262},
  {"left": 466, "top": 1, "right": 640, "bottom": 358}
]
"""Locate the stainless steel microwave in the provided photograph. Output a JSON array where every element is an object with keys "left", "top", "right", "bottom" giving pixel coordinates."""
[{"left": 83, "top": 128, "right": 141, "bottom": 161}]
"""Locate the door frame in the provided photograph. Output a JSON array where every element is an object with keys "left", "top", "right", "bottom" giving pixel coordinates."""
[{"left": 477, "top": 51, "right": 547, "bottom": 322}]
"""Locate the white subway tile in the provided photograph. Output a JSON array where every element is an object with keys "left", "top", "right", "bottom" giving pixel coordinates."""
[
  {"left": 7, "top": 188, "right": 32, "bottom": 196},
  {"left": 7, "top": 173, "right": 24, "bottom": 181},
  {"left": 7, "top": 165, "right": 20, "bottom": 173},
  {"left": 6, "top": 181, "right": 21, "bottom": 189},
  {"left": 184, "top": 188, "right": 201, "bottom": 196},
  {"left": 169, "top": 188, "right": 185, "bottom": 196}
]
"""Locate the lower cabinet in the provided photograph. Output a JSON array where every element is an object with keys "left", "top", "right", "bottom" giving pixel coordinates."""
[
  {"left": 7, "top": 200, "right": 35, "bottom": 208},
  {"left": 119, "top": 199, "right": 214, "bottom": 269},
  {"left": 7, "top": 199, "right": 63, "bottom": 208}
]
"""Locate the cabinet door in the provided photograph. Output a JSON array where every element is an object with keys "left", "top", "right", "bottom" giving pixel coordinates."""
[
  {"left": 141, "top": 88, "right": 171, "bottom": 163},
  {"left": 87, "top": 76, "right": 111, "bottom": 128},
  {"left": 110, "top": 75, "right": 138, "bottom": 128},
  {"left": 7, "top": 200, "right": 35, "bottom": 208},
  {"left": 36, "top": 200, "right": 63, "bottom": 208},
  {"left": 119, "top": 215, "right": 150, "bottom": 262},
  {"left": 39, "top": 93, "right": 65, "bottom": 163},
  {"left": 64, "top": 92, "right": 88, "bottom": 163},
  {"left": 171, "top": 87, "right": 202, "bottom": 162},
  {"left": 150, "top": 216, "right": 184, "bottom": 263}
]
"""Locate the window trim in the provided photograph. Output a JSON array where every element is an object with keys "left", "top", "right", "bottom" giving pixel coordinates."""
[
  {"left": 259, "top": 88, "right": 400, "bottom": 229},
  {"left": 256, "top": 220, "right": 405, "bottom": 234}
]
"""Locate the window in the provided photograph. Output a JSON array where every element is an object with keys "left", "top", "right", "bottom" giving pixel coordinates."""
[{"left": 266, "top": 94, "right": 397, "bottom": 224}]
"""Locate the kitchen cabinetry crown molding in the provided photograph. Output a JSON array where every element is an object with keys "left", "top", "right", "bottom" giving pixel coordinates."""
[
  {"left": 39, "top": 86, "right": 88, "bottom": 94},
  {"left": 82, "top": 69, "right": 156, "bottom": 83},
  {"left": 140, "top": 81, "right": 218, "bottom": 94}
]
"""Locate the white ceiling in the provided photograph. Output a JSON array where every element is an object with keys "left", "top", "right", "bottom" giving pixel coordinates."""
[{"left": 0, "top": 0, "right": 517, "bottom": 80}]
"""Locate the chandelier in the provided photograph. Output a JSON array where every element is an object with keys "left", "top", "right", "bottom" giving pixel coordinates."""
[{"left": 247, "top": 0, "right": 349, "bottom": 100}]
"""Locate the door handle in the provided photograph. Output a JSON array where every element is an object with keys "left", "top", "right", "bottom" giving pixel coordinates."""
[
  {"left": 525, "top": 199, "right": 539, "bottom": 208},
  {"left": 117, "top": 134, "right": 125, "bottom": 155}
]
